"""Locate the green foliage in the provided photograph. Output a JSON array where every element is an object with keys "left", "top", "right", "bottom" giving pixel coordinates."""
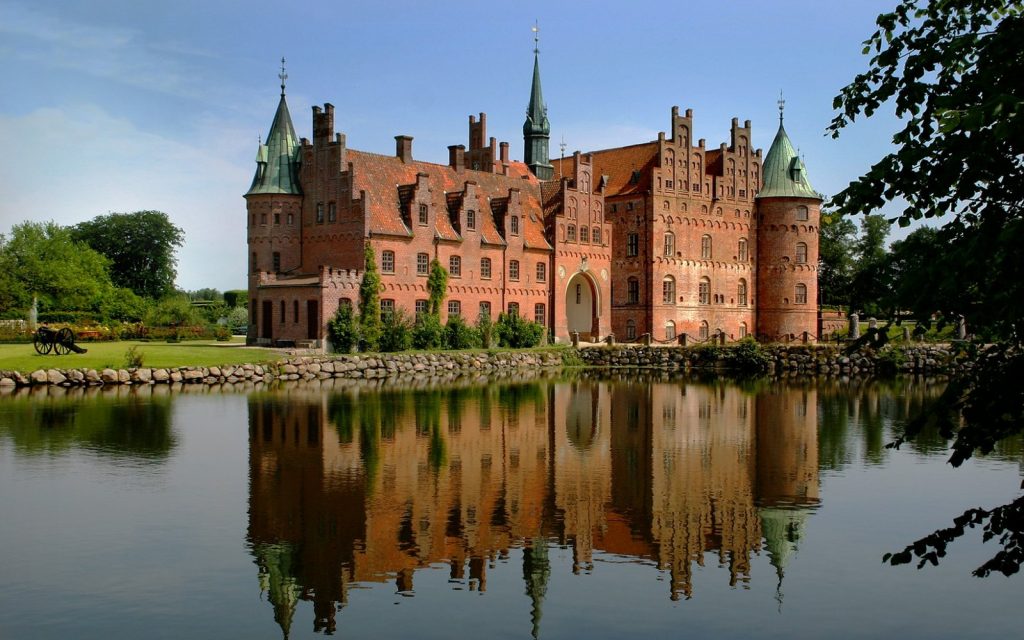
[
  {"left": 476, "top": 312, "right": 494, "bottom": 348},
  {"left": 411, "top": 313, "right": 444, "bottom": 350},
  {"left": 427, "top": 259, "right": 449, "bottom": 315},
  {"left": 444, "top": 314, "right": 481, "bottom": 350},
  {"left": 849, "top": 215, "right": 892, "bottom": 316},
  {"left": 818, "top": 209, "right": 858, "bottom": 307},
  {"left": 327, "top": 303, "right": 359, "bottom": 353},
  {"left": 721, "top": 338, "right": 771, "bottom": 372},
  {"left": 148, "top": 296, "right": 200, "bottom": 329},
  {"left": 494, "top": 312, "right": 544, "bottom": 348},
  {"left": 358, "top": 243, "right": 382, "bottom": 352},
  {"left": 71, "top": 211, "right": 184, "bottom": 299},
  {"left": 875, "top": 346, "right": 907, "bottom": 376},
  {"left": 96, "top": 287, "right": 151, "bottom": 323},
  {"left": 379, "top": 309, "right": 413, "bottom": 352},
  {"left": 223, "top": 290, "right": 247, "bottom": 308},
  {"left": 227, "top": 306, "right": 249, "bottom": 334},
  {"left": 830, "top": 0, "right": 1024, "bottom": 575},
  {"left": 122, "top": 345, "right": 145, "bottom": 368}
]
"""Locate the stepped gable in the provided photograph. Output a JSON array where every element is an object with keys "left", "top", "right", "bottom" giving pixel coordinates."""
[
  {"left": 552, "top": 141, "right": 658, "bottom": 197},
  {"left": 347, "top": 149, "right": 551, "bottom": 250}
]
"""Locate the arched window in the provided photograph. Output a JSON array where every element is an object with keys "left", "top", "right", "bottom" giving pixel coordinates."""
[
  {"left": 699, "top": 321, "right": 709, "bottom": 340},
  {"left": 480, "top": 257, "right": 491, "bottom": 279},
  {"left": 664, "top": 232, "right": 675, "bottom": 257},
  {"left": 795, "top": 283, "right": 808, "bottom": 304},
  {"left": 738, "top": 238, "right": 748, "bottom": 262},
  {"left": 381, "top": 250, "right": 395, "bottom": 273},
  {"left": 796, "top": 206, "right": 809, "bottom": 221},
  {"left": 701, "top": 234, "right": 712, "bottom": 259},
  {"left": 627, "top": 277, "right": 640, "bottom": 304},
  {"left": 449, "top": 255, "right": 461, "bottom": 277},
  {"left": 738, "top": 279, "right": 748, "bottom": 306},
  {"left": 662, "top": 276, "right": 676, "bottom": 304},
  {"left": 739, "top": 322, "right": 747, "bottom": 339},
  {"left": 567, "top": 225, "right": 577, "bottom": 242},
  {"left": 699, "top": 277, "right": 711, "bottom": 305},
  {"left": 796, "top": 242, "right": 808, "bottom": 264},
  {"left": 665, "top": 321, "right": 676, "bottom": 341},
  {"left": 626, "top": 319, "right": 636, "bottom": 340}
]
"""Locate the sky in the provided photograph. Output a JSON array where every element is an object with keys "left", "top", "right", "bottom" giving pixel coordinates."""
[{"left": 0, "top": 0, "right": 909, "bottom": 292}]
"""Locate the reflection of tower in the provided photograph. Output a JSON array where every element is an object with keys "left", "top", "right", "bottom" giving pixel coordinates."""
[
  {"left": 522, "top": 539, "right": 550, "bottom": 640},
  {"left": 754, "top": 383, "right": 820, "bottom": 603},
  {"left": 254, "top": 542, "right": 301, "bottom": 639}
]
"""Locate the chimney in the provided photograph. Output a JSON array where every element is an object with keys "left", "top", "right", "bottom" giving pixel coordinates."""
[
  {"left": 448, "top": 144, "right": 465, "bottom": 172},
  {"left": 395, "top": 135, "right": 413, "bottom": 163},
  {"left": 499, "top": 141, "right": 509, "bottom": 163}
]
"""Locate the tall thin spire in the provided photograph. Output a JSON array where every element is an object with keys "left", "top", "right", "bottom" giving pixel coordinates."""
[
  {"left": 247, "top": 60, "right": 302, "bottom": 196},
  {"left": 777, "top": 90, "right": 785, "bottom": 125},
  {"left": 279, "top": 57, "right": 288, "bottom": 97},
  {"left": 523, "top": 22, "right": 553, "bottom": 180}
]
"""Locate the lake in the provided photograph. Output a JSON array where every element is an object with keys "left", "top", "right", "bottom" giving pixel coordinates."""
[{"left": 0, "top": 374, "right": 1020, "bottom": 639}]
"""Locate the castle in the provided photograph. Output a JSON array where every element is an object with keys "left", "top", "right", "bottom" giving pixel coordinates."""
[{"left": 245, "top": 49, "right": 820, "bottom": 347}]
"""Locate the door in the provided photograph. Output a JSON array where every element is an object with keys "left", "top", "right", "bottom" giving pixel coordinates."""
[
  {"left": 261, "top": 300, "right": 273, "bottom": 340},
  {"left": 307, "top": 300, "right": 318, "bottom": 340}
]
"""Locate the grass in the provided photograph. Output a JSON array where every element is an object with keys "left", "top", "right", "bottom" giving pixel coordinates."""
[{"left": 0, "top": 338, "right": 282, "bottom": 373}]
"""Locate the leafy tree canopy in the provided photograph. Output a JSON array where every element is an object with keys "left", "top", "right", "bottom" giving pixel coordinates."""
[
  {"left": 71, "top": 211, "right": 184, "bottom": 300},
  {"left": 358, "top": 243, "right": 382, "bottom": 352},
  {"left": 829, "top": 0, "right": 1024, "bottom": 575},
  {"left": 818, "top": 209, "right": 858, "bottom": 307}
]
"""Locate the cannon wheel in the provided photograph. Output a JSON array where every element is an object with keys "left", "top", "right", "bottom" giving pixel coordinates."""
[
  {"left": 53, "top": 328, "right": 74, "bottom": 356},
  {"left": 33, "top": 332, "right": 53, "bottom": 355}
]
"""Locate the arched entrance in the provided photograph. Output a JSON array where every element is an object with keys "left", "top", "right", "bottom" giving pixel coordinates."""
[{"left": 565, "top": 272, "right": 599, "bottom": 340}]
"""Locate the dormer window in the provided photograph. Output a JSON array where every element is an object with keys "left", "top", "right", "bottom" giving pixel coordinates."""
[
  {"left": 467, "top": 209, "right": 476, "bottom": 231},
  {"left": 510, "top": 215, "right": 520, "bottom": 236},
  {"left": 418, "top": 203, "right": 428, "bottom": 226}
]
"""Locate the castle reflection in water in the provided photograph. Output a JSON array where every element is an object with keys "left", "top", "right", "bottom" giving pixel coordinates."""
[{"left": 246, "top": 378, "right": 820, "bottom": 636}]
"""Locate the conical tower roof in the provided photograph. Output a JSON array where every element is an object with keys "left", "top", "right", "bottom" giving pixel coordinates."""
[
  {"left": 757, "top": 115, "right": 818, "bottom": 200},
  {"left": 523, "top": 51, "right": 550, "bottom": 136},
  {"left": 247, "top": 92, "right": 302, "bottom": 196}
]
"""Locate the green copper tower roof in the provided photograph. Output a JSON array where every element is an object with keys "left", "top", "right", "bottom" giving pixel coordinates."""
[
  {"left": 523, "top": 51, "right": 550, "bottom": 137},
  {"left": 523, "top": 26, "right": 553, "bottom": 180},
  {"left": 247, "top": 60, "right": 302, "bottom": 196},
  {"left": 757, "top": 111, "right": 819, "bottom": 200}
]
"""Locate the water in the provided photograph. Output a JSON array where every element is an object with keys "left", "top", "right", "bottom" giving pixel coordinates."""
[{"left": 0, "top": 376, "right": 1020, "bottom": 639}]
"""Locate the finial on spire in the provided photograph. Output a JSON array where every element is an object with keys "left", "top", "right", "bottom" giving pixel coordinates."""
[
  {"left": 559, "top": 135, "right": 566, "bottom": 158},
  {"left": 532, "top": 21, "right": 540, "bottom": 55},
  {"left": 279, "top": 57, "right": 288, "bottom": 97},
  {"left": 777, "top": 90, "right": 785, "bottom": 124}
]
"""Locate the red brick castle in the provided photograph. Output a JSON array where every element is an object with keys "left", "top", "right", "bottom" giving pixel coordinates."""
[{"left": 246, "top": 51, "right": 820, "bottom": 347}]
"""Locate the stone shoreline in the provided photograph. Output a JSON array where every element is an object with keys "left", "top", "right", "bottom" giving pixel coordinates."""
[{"left": 0, "top": 344, "right": 962, "bottom": 390}]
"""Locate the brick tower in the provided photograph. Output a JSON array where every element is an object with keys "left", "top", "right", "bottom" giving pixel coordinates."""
[{"left": 754, "top": 102, "right": 821, "bottom": 341}]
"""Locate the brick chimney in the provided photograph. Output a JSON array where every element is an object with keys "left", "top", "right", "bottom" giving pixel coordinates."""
[
  {"left": 448, "top": 144, "right": 465, "bottom": 172},
  {"left": 395, "top": 135, "right": 413, "bottom": 163}
]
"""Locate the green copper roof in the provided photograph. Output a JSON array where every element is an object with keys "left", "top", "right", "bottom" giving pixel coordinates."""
[
  {"left": 523, "top": 52, "right": 550, "bottom": 136},
  {"left": 757, "top": 119, "right": 819, "bottom": 200},
  {"left": 247, "top": 95, "right": 302, "bottom": 196}
]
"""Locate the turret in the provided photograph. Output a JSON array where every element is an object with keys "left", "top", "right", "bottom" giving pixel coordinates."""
[
  {"left": 523, "top": 28, "right": 553, "bottom": 180},
  {"left": 755, "top": 100, "right": 821, "bottom": 341}
]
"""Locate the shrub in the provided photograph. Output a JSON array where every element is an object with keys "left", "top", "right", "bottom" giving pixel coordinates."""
[
  {"left": 722, "top": 337, "right": 771, "bottom": 372},
  {"left": 223, "top": 290, "right": 247, "bottom": 308},
  {"left": 876, "top": 346, "right": 907, "bottom": 376},
  {"left": 476, "top": 313, "right": 494, "bottom": 348},
  {"left": 444, "top": 315, "right": 481, "bottom": 350},
  {"left": 123, "top": 346, "right": 145, "bottom": 368},
  {"left": 358, "top": 243, "right": 382, "bottom": 352},
  {"left": 227, "top": 306, "right": 249, "bottom": 335},
  {"left": 412, "top": 313, "right": 444, "bottom": 350},
  {"left": 328, "top": 304, "right": 359, "bottom": 353},
  {"left": 495, "top": 312, "right": 544, "bottom": 348},
  {"left": 380, "top": 309, "right": 413, "bottom": 352}
]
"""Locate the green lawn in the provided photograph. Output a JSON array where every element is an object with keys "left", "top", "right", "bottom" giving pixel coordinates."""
[{"left": 0, "top": 339, "right": 283, "bottom": 373}]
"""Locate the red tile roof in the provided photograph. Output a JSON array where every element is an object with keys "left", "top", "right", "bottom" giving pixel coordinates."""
[{"left": 551, "top": 142, "right": 658, "bottom": 198}]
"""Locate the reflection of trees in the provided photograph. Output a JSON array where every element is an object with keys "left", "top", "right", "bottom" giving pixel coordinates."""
[{"left": 0, "top": 393, "right": 175, "bottom": 461}]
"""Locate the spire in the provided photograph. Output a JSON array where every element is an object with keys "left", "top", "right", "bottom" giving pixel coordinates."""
[
  {"left": 247, "top": 59, "right": 302, "bottom": 196},
  {"left": 522, "top": 539, "right": 550, "bottom": 639},
  {"left": 757, "top": 98, "right": 819, "bottom": 200},
  {"left": 523, "top": 23, "right": 553, "bottom": 180}
]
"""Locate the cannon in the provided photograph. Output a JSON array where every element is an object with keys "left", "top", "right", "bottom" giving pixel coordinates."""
[{"left": 33, "top": 326, "right": 87, "bottom": 355}]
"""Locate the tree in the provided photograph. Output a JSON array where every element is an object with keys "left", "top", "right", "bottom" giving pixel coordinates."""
[
  {"left": 427, "top": 259, "right": 448, "bottom": 316},
  {"left": 71, "top": 211, "right": 184, "bottom": 299},
  {"left": 849, "top": 214, "right": 892, "bottom": 316},
  {"left": 818, "top": 209, "right": 858, "bottom": 307},
  {"left": 829, "top": 0, "right": 1024, "bottom": 576},
  {"left": 358, "top": 243, "right": 382, "bottom": 352}
]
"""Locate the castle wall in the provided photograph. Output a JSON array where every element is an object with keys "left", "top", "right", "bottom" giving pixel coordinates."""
[{"left": 755, "top": 197, "right": 820, "bottom": 340}]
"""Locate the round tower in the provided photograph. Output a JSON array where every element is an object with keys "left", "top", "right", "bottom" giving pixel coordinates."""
[{"left": 755, "top": 104, "right": 821, "bottom": 341}]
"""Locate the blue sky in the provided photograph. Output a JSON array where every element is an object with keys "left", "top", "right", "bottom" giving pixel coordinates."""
[{"left": 0, "top": 0, "right": 906, "bottom": 291}]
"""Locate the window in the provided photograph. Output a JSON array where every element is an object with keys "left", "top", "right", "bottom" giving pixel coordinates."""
[
  {"left": 418, "top": 203, "right": 429, "bottom": 225},
  {"left": 508, "top": 302, "right": 519, "bottom": 316},
  {"left": 627, "top": 233, "right": 639, "bottom": 257},
  {"left": 738, "top": 238, "right": 748, "bottom": 262},
  {"left": 536, "top": 262, "right": 546, "bottom": 282},
  {"left": 580, "top": 226, "right": 589, "bottom": 243},
  {"left": 479, "top": 301, "right": 491, "bottom": 319},
  {"left": 626, "top": 319, "right": 636, "bottom": 340},
  {"left": 567, "top": 225, "right": 576, "bottom": 242},
  {"left": 251, "top": 252, "right": 257, "bottom": 272},
  {"left": 699, "top": 321, "right": 709, "bottom": 340},
  {"left": 467, "top": 209, "right": 476, "bottom": 230},
  {"left": 593, "top": 227, "right": 602, "bottom": 244},
  {"left": 666, "top": 180, "right": 674, "bottom": 190},
  {"left": 480, "top": 257, "right": 492, "bottom": 279},
  {"left": 509, "top": 260, "right": 520, "bottom": 281},
  {"left": 274, "top": 213, "right": 280, "bottom": 225},
  {"left": 316, "top": 203, "right": 324, "bottom": 223},
  {"left": 664, "top": 232, "right": 675, "bottom": 257},
  {"left": 293, "top": 300, "right": 299, "bottom": 322},
  {"left": 448, "top": 300, "right": 461, "bottom": 318},
  {"left": 699, "top": 277, "right": 711, "bottom": 305},
  {"left": 449, "top": 255, "right": 461, "bottom": 277},
  {"left": 796, "top": 206, "right": 809, "bottom": 221},
  {"left": 627, "top": 278, "right": 640, "bottom": 304},
  {"left": 511, "top": 216, "right": 520, "bottom": 235},
  {"left": 287, "top": 213, "right": 294, "bottom": 225},
  {"left": 575, "top": 283, "right": 582, "bottom": 304},
  {"left": 665, "top": 321, "right": 676, "bottom": 341},
  {"left": 701, "top": 235, "right": 712, "bottom": 259},
  {"left": 738, "top": 279, "right": 748, "bottom": 306},
  {"left": 279, "top": 300, "right": 285, "bottom": 324},
  {"left": 662, "top": 276, "right": 676, "bottom": 304},
  {"left": 795, "top": 283, "right": 808, "bottom": 304},
  {"left": 381, "top": 299, "right": 395, "bottom": 316},
  {"left": 534, "top": 303, "right": 546, "bottom": 326},
  {"left": 381, "top": 250, "right": 395, "bottom": 273},
  {"left": 796, "top": 242, "right": 808, "bottom": 264},
  {"left": 328, "top": 202, "right": 337, "bottom": 222},
  {"left": 272, "top": 252, "right": 281, "bottom": 272},
  {"left": 415, "top": 299, "right": 428, "bottom": 317},
  {"left": 417, "top": 253, "right": 429, "bottom": 275},
  {"left": 739, "top": 322, "right": 747, "bottom": 339}
]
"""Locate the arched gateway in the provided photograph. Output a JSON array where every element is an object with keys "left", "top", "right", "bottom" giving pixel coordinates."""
[{"left": 565, "top": 272, "right": 600, "bottom": 340}]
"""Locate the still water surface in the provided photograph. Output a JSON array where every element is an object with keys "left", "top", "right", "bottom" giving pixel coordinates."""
[{"left": 0, "top": 376, "right": 1020, "bottom": 639}]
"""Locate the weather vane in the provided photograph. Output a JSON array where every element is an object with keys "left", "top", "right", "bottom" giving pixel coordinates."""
[
  {"left": 279, "top": 57, "right": 288, "bottom": 97},
  {"left": 777, "top": 90, "right": 785, "bottom": 123},
  {"left": 560, "top": 134, "right": 566, "bottom": 158},
  {"left": 532, "top": 21, "right": 540, "bottom": 54}
]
